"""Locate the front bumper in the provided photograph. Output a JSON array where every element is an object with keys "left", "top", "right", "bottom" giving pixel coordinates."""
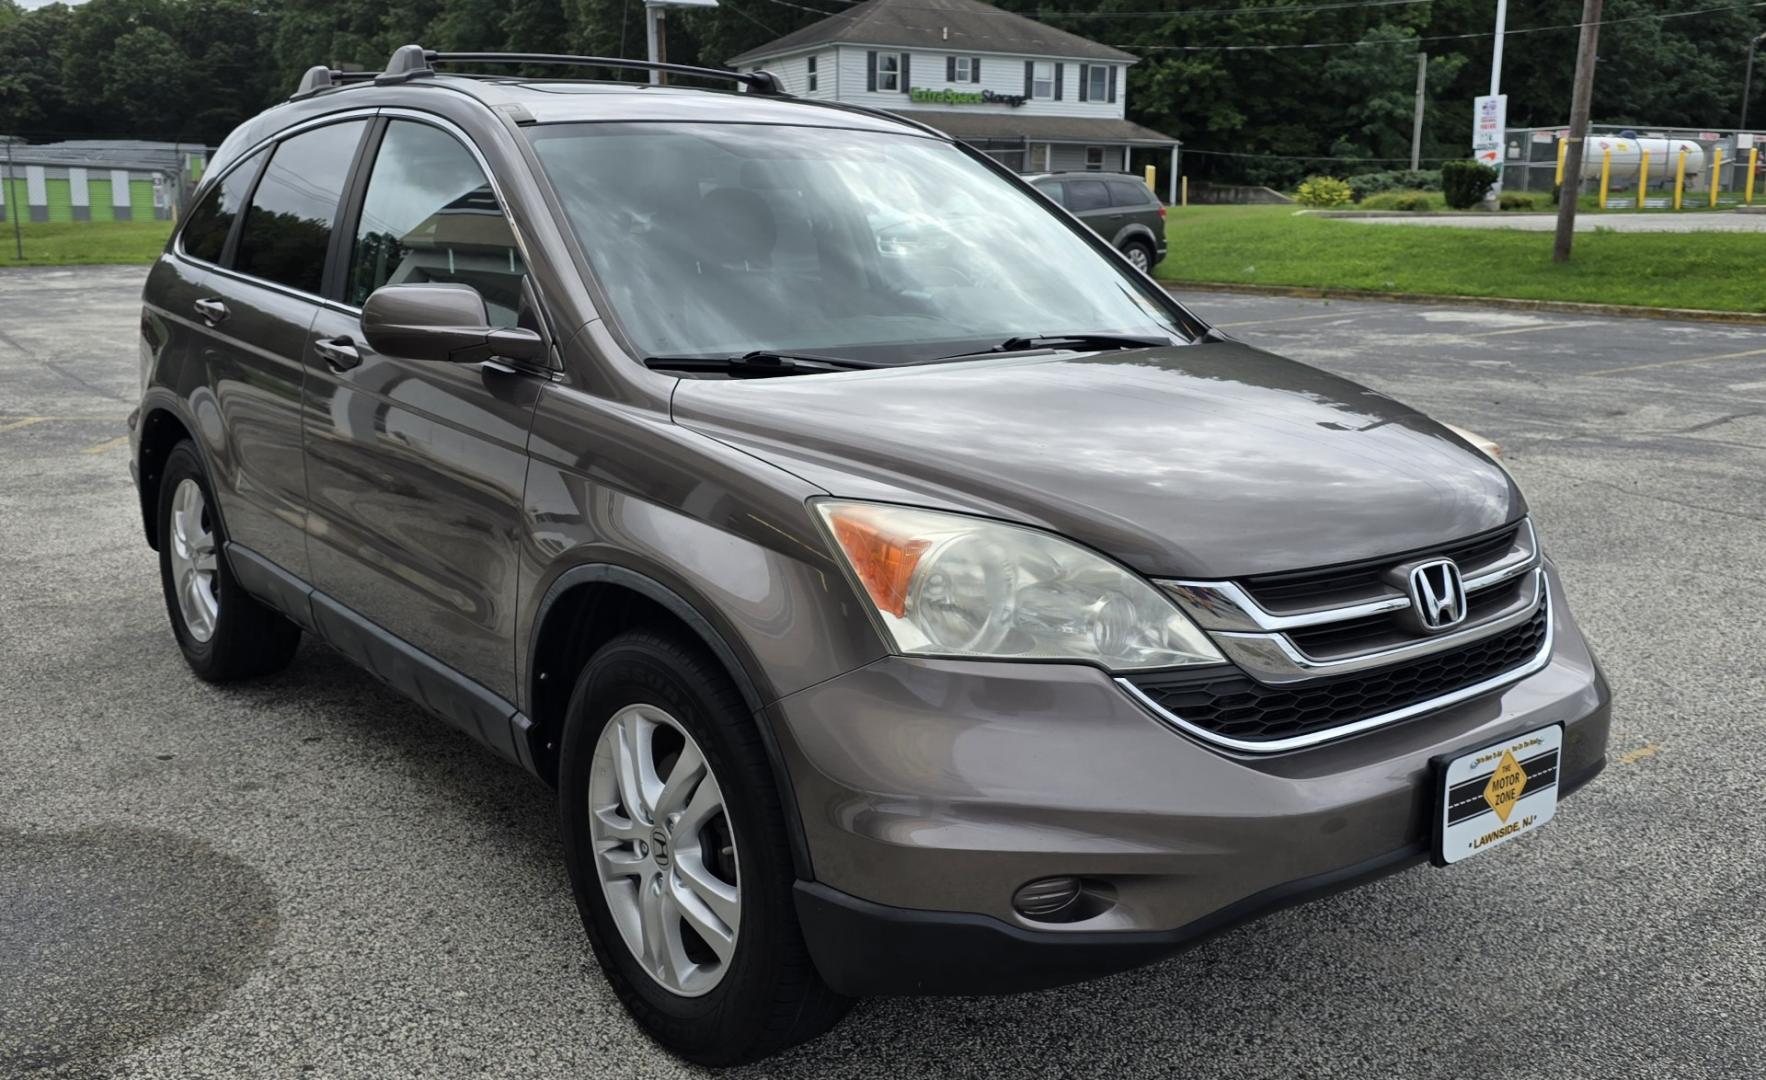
[{"left": 767, "top": 564, "right": 1610, "bottom": 995}]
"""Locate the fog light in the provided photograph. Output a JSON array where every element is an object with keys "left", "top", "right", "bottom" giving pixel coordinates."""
[{"left": 1012, "top": 876, "right": 1082, "bottom": 918}]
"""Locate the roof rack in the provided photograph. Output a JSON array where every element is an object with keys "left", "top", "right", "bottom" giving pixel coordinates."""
[
  {"left": 366, "top": 46, "right": 785, "bottom": 95},
  {"left": 291, "top": 65, "right": 380, "bottom": 98}
]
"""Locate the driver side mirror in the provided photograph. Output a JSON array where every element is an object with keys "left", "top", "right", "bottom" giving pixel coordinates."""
[{"left": 360, "top": 283, "right": 545, "bottom": 366}]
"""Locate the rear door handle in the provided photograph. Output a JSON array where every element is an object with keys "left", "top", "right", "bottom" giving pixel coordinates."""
[
  {"left": 314, "top": 337, "right": 362, "bottom": 373},
  {"left": 193, "top": 298, "right": 228, "bottom": 326}
]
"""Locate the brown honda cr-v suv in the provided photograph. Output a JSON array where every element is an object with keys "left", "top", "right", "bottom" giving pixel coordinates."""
[{"left": 129, "top": 46, "right": 1611, "bottom": 1065}]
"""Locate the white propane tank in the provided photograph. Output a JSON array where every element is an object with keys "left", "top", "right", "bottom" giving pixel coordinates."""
[{"left": 1579, "top": 133, "right": 1704, "bottom": 181}]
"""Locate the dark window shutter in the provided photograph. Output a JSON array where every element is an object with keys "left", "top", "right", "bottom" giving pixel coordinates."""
[
  {"left": 1078, "top": 63, "right": 1089, "bottom": 102},
  {"left": 946, "top": 55, "right": 955, "bottom": 81},
  {"left": 1108, "top": 65, "right": 1117, "bottom": 104},
  {"left": 972, "top": 57, "right": 981, "bottom": 83},
  {"left": 867, "top": 50, "right": 877, "bottom": 91},
  {"left": 1024, "top": 60, "right": 1033, "bottom": 97},
  {"left": 1054, "top": 62, "right": 1063, "bottom": 100},
  {"left": 900, "top": 52, "right": 910, "bottom": 91}
]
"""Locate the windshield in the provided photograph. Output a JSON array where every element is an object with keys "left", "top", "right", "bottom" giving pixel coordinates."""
[{"left": 526, "top": 122, "right": 1189, "bottom": 364}]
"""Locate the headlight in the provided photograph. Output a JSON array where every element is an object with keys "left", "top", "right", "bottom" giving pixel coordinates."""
[{"left": 815, "top": 500, "right": 1223, "bottom": 671}]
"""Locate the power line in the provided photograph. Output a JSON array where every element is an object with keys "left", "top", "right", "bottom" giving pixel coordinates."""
[
  {"left": 1181, "top": 147, "right": 1455, "bottom": 163},
  {"left": 1113, "top": 0, "right": 1766, "bottom": 51}
]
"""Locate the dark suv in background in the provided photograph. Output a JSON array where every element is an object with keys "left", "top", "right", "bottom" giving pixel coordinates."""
[
  {"left": 1029, "top": 170, "right": 1168, "bottom": 270},
  {"left": 129, "top": 46, "right": 1609, "bottom": 1066}
]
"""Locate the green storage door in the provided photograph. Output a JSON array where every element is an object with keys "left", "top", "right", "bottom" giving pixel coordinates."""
[
  {"left": 87, "top": 178, "right": 115, "bottom": 222},
  {"left": 45, "top": 177, "right": 73, "bottom": 223},
  {"left": 130, "top": 179, "right": 156, "bottom": 220}
]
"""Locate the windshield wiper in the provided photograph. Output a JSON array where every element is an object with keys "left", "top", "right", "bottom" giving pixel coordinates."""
[
  {"left": 933, "top": 333, "right": 1174, "bottom": 361},
  {"left": 644, "top": 350, "right": 881, "bottom": 377}
]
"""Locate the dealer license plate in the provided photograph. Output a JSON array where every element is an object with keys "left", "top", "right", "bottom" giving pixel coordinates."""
[{"left": 1435, "top": 724, "right": 1563, "bottom": 865}]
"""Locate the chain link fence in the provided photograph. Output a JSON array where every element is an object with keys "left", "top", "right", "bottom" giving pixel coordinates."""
[{"left": 1500, "top": 123, "right": 1764, "bottom": 208}]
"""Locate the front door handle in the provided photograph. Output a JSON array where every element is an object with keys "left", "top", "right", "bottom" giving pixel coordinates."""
[
  {"left": 314, "top": 337, "right": 362, "bottom": 373},
  {"left": 193, "top": 298, "right": 228, "bottom": 326}
]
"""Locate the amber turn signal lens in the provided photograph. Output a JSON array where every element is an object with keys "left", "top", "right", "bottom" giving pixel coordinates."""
[{"left": 825, "top": 507, "right": 931, "bottom": 617}]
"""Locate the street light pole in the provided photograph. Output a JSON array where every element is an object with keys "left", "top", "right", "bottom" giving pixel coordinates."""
[
  {"left": 1487, "top": 0, "right": 1508, "bottom": 202},
  {"left": 1742, "top": 31, "right": 1766, "bottom": 132}
]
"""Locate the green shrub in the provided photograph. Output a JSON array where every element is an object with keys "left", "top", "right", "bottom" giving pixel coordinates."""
[
  {"left": 1295, "top": 175, "right": 1353, "bottom": 207},
  {"left": 1441, "top": 161, "right": 1500, "bottom": 209},
  {"left": 1348, "top": 170, "right": 1440, "bottom": 202},
  {"left": 1361, "top": 191, "right": 1436, "bottom": 212},
  {"left": 1498, "top": 191, "right": 1540, "bottom": 211}
]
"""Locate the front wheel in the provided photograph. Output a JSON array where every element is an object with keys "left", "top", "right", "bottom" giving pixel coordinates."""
[
  {"left": 557, "top": 630, "right": 850, "bottom": 1065},
  {"left": 155, "top": 441, "right": 300, "bottom": 681}
]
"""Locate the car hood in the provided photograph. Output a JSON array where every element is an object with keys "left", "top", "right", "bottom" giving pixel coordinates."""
[{"left": 671, "top": 340, "right": 1523, "bottom": 578}]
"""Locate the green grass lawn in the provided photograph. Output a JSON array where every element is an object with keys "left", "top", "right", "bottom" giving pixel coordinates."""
[
  {"left": 1154, "top": 204, "right": 1766, "bottom": 313},
  {"left": 0, "top": 219, "right": 173, "bottom": 267}
]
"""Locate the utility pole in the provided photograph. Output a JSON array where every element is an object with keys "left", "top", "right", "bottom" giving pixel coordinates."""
[
  {"left": 5, "top": 139, "right": 21, "bottom": 261},
  {"left": 1411, "top": 53, "right": 1428, "bottom": 171},
  {"left": 1552, "top": 0, "right": 1603, "bottom": 263},
  {"left": 1743, "top": 31, "right": 1766, "bottom": 132},
  {"left": 1486, "top": 0, "right": 1508, "bottom": 202}
]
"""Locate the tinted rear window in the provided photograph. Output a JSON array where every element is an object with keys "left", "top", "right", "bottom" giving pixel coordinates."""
[
  {"left": 1108, "top": 181, "right": 1153, "bottom": 208},
  {"left": 1065, "top": 180, "right": 1110, "bottom": 212},
  {"left": 178, "top": 149, "right": 263, "bottom": 264},
  {"left": 233, "top": 121, "right": 366, "bottom": 295}
]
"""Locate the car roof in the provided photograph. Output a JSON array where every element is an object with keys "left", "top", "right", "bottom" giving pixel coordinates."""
[{"left": 1026, "top": 171, "right": 1147, "bottom": 182}]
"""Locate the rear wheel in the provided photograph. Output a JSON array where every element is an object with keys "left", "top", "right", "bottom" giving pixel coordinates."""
[
  {"left": 1122, "top": 238, "right": 1154, "bottom": 272},
  {"left": 155, "top": 441, "right": 300, "bottom": 681},
  {"left": 558, "top": 630, "right": 850, "bottom": 1065}
]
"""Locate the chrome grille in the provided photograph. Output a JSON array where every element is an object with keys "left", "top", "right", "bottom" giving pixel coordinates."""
[{"left": 1133, "top": 519, "right": 1550, "bottom": 751}]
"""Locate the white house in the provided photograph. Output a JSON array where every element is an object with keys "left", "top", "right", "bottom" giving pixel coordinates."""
[{"left": 726, "top": 0, "right": 1179, "bottom": 195}]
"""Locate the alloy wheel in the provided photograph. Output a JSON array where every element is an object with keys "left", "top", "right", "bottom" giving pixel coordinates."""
[
  {"left": 1126, "top": 246, "right": 1151, "bottom": 271},
  {"left": 588, "top": 703, "right": 741, "bottom": 997},
  {"left": 167, "top": 478, "right": 220, "bottom": 642}
]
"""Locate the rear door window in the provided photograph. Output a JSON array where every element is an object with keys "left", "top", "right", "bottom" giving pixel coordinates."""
[
  {"left": 1064, "top": 180, "right": 1110, "bottom": 213},
  {"left": 346, "top": 120, "right": 527, "bottom": 326},
  {"left": 233, "top": 120, "right": 368, "bottom": 295},
  {"left": 178, "top": 148, "right": 264, "bottom": 265},
  {"left": 1107, "top": 181, "right": 1153, "bottom": 208}
]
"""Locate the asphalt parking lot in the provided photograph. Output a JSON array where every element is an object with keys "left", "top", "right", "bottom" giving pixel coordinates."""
[{"left": 3, "top": 266, "right": 1763, "bottom": 1080}]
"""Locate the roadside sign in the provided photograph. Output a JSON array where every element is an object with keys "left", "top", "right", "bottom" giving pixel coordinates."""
[{"left": 1473, "top": 94, "right": 1507, "bottom": 151}]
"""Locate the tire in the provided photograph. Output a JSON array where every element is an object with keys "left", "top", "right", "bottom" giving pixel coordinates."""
[
  {"left": 557, "top": 629, "right": 851, "bottom": 1065},
  {"left": 1121, "top": 238, "right": 1155, "bottom": 273},
  {"left": 155, "top": 440, "right": 301, "bottom": 682}
]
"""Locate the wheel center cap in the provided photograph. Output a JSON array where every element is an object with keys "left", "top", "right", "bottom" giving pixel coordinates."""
[{"left": 650, "top": 828, "right": 671, "bottom": 867}]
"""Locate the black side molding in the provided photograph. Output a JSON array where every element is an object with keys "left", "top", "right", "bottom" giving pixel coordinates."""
[{"left": 224, "top": 543, "right": 538, "bottom": 775}]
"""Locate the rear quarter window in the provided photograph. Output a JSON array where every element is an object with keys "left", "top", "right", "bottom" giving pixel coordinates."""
[
  {"left": 177, "top": 149, "right": 263, "bottom": 265},
  {"left": 1107, "top": 181, "right": 1154, "bottom": 208}
]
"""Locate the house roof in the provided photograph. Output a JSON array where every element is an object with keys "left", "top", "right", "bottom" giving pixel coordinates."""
[
  {"left": 894, "top": 110, "right": 1177, "bottom": 145},
  {"left": 726, "top": 0, "right": 1137, "bottom": 67}
]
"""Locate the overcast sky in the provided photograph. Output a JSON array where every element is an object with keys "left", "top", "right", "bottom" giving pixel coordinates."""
[{"left": 16, "top": 0, "right": 89, "bottom": 8}]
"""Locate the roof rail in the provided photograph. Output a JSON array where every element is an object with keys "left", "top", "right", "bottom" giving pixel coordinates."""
[{"left": 370, "top": 47, "right": 785, "bottom": 94}]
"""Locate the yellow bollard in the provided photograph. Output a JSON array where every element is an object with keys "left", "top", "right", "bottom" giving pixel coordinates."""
[
  {"left": 1749, "top": 147, "right": 1760, "bottom": 206},
  {"left": 1181, "top": 176, "right": 1188, "bottom": 208},
  {"left": 1674, "top": 150, "right": 1687, "bottom": 210},
  {"left": 1710, "top": 147, "right": 1723, "bottom": 207},
  {"left": 1637, "top": 149, "right": 1649, "bottom": 210},
  {"left": 1555, "top": 137, "right": 1569, "bottom": 186},
  {"left": 1144, "top": 164, "right": 1156, "bottom": 191},
  {"left": 1598, "top": 148, "right": 1611, "bottom": 209}
]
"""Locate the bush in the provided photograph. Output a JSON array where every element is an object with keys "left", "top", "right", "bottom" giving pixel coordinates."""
[
  {"left": 1498, "top": 191, "right": 1540, "bottom": 211},
  {"left": 1295, "top": 175, "right": 1353, "bottom": 207},
  {"left": 1347, "top": 170, "right": 1440, "bottom": 202},
  {"left": 1361, "top": 191, "right": 1436, "bottom": 212},
  {"left": 1441, "top": 161, "right": 1501, "bottom": 209}
]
